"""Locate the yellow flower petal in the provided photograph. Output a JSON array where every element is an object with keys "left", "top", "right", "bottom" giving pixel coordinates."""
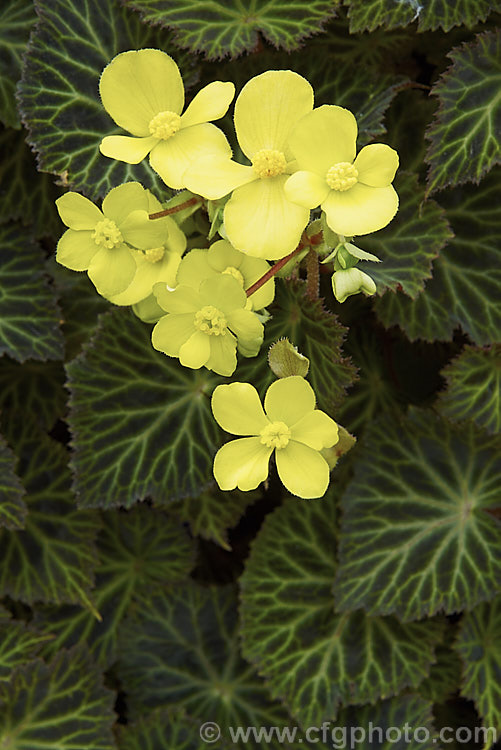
[
  {"left": 132, "top": 294, "right": 165, "bottom": 324},
  {"left": 56, "top": 229, "right": 99, "bottom": 271},
  {"left": 176, "top": 248, "right": 216, "bottom": 289},
  {"left": 206, "top": 333, "right": 237, "bottom": 376},
  {"left": 102, "top": 182, "right": 148, "bottom": 224},
  {"left": 199, "top": 275, "right": 247, "bottom": 314},
  {"left": 290, "top": 410, "right": 339, "bottom": 451},
  {"left": 119, "top": 209, "right": 169, "bottom": 250},
  {"left": 99, "top": 135, "right": 158, "bottom": 164},
  {"left": 207, "top": 240, "right": 242, "bottom": 270},
  {"left": 264, "top": 376, "right": 316, "bottom": 426},
  {"left": 239, "top": 255, "right": 274, "bottom": 310},
  {"left": 234, "top": 70, "right": 313, "bottom": 160},
  {"left": 354, "top": 144, "right": 399, "bottom": 187},
  {"left": 224, "top": 176, "right": 309, "bottom": 261},
  {"left": 213, "top": 437, "right": 272, "bottom": 492},
  {"left": 226, "top": 309, "right": 263, "bottom": 350},
  {"left": 211, "top": 382, "right": 269, "bottom": 435},
  {"left": 109, "top": 249, "right": 182, "bottom": 306},
  {"left": 153, "top": 284, "right": 201, "bottom": 314},
  {"left": 152, "top": 313, "right": 195, "bottom": 356},
  {"left": 276, "top": 441, "right": 330, "bottom": 498},
  {"left": 322, "top": 183, "right": 399, "bottom": 236},
  {"left": 149, "top": 123, "right": 231, "bottom": 190},
  {"left": 288, "top": 105, "right": 357, "bottom": 175},
  {"left": 55, "top": 193, "right": 103, "bottom": 230},
  {"left": 99, "top": 49, "right": 184, "bottom": 136},
  {"left": 179, "top": 330, "right": 211, "bottom": 369},
  {"left": 284, "top": 170, "right": 330, "bottom": 209},
  {"left": 180, "top": 81, "right": 235, "bottom": 128},
  {"left": 184, "top": 155, "right": 255, "bottom": 200},
  {"left": 87, "top": 244, "right": 136, "bottom": 298}
]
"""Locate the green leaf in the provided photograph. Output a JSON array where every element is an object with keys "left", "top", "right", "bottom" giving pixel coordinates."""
[
  {"left": 67, "top": 308, "right": 222, "bottom": 509},
  {"left": 374, "top": 170, "right": 501, "bottom": 345},
  {"left": 357, "top": 172, "right": 452, "bottom": 297},
  {"left": 0, "top": 223, "right": 63, "bottom": 362},
  {"left": 175, "top": 489, "right": 260, "bottom": 550},
  {"left": 0, "top": 431, "right": 26, "bottom": 530},
  {"left": 117, "top": 583, "right": 294, "bottom": 745},
  {"left": 238, "top": 280, "right": 357, "bottom": 413},
  {"left": 334, "top": 408, "right": 501, "bottom": 621},
  {"left": 0, "top": 127, "right": 62, "bottom": 237},
  {"left": 0, "top": 358, "right": 66, "bottom": 430},
  {"left": 240, "top": 487, "right": 443, "bottom": 727},
  {"left": 34, "top": 506, "right": 195, "bottom": 666},
  {"left": 418, "top": 638, "right": 463, "bottom": 704},
  {"left": 438, "top": 345, "right": 501, "bottom": 435},
  {"left": 123, "top": 0, "right": 336, "bottom": 60},
  {"left": 0, "top": 417, "right": 100, "bottom": 609},
  {"left": 346, "top": 0, "right": 499, "bottom": 32},
  {"left": 0, "top": 609, "right": 52, "bottom": 682},
  {"left": 454, "top": 597, "right": 501, "bottom": 733},
  {"left": 17, "top": 0, "right": 196, "bottom": 199},
  {"left": 426, "top": 31, "right": 501, "bottom": 195},
  {"left": 117, "top": 708, "right": 209, "bottom": 750},
  {"left": 0, "top": 0, "right": 36, "bottom": 128},
  {"left": 0, "top": 648, "right": 116, "bottom": 749}
]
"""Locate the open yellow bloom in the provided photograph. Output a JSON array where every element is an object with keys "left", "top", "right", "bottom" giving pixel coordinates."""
[
  {"left": 184, "top": 70, "right": 313, "bottom": 260},
  {"left": 284, "top": 106, "right": 399, "bottom": 237},
  {"left": 212, "top": 377, "right": 339, "bottom": 499},
  {"left": 99, "top": 49, "right": 234, "bottom": 189}
]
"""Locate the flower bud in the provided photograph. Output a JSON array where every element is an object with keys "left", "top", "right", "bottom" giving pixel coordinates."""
[{"left": 331, "top": 268, "right": 377, "bottom": 303}]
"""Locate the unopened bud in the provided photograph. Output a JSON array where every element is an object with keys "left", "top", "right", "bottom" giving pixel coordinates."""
[{"left": 268, "top": 338, "right": 309, "bottom": 378}]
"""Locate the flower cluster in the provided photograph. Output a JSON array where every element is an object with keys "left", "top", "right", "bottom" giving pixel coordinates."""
[{"left": 53, "top": 47, "right": 402, "bottom": 498}]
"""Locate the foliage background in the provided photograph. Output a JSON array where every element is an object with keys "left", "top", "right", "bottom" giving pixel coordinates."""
[{"left": 0, "top": 0, "right": 501, "bottom": 747}]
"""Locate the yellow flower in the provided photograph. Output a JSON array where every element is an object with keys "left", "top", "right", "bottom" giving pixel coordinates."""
[
  {"left": 151, "top": 275, "right": 264, "bottom": 376},
  {"left": 99, "top": 49, "right": 234, "bottom": 189},
  {"left": 184, "top": 70, "right": 314, "bottom": 260},
  {"left": 175, "top": 239, "right": 274, "bottom": 310},
  {"left": 108, "top": 190, "right": 186, "bottom": 307},
  {"left": 284, "top": 105, "right": 399, "bottom": 237},
  {"left": 212, "top": 377, "right": 339, "bottom": 499},
  {"left": 55, "top": 182, "right": 168, "bottom": 298}
]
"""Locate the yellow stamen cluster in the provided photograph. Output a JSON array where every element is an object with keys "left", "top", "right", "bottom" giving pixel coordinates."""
[
  {"left": 252, "top": 149, "right": 287, "bottom": 179},
  {"left": 92, "top": 218, "right": 123, "bottom": 249},
  {"left": 149, "top": 110, "right": 182, "bottom": 140},
  {"left": 194, "top": 305, "right": 227, "bottom": 336},
  {"left": 326, "top": 162, "right": 358, "bottom": 191},
  {"left": 144, "top": 247, "right": 165, "bottom": 263},
  {"left": 260, "top": 421, "right": 291, "bottom": 449},
  {"left": 222, "top": 266, "right": 244, "bottom": 286}
]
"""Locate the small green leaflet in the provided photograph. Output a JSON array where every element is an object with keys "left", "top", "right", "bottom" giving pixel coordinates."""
[
  {"left": 34, "top": 506, "right": 195, "bottom": 666},
  {"left": 438, "top": 345, "right": 501, "bottom": 435},
  {"left": 0, "top": 648, "right": 116, "bottom": 749},
  {"left": 0, "top": 223, "right": 63, "bottom": 362},
  {"left": 17, "top": 0, "right": 194, "bottom": 199},
  {"left": 334, "top": 408, "right": 501, "bottom": 621},
  {"left": 346, "top": 0, "right": 500, "bottom": 33},
  {"left": 240, "top": 488, "right": 443, "bottom": 727},
  {"left": 0, "top": 431, "right": 26, "bottom": 530},
  {"left": 454, "top": 597, "right": 501, "bottom": 734},
  {"left": 123, "top": 0, "right": 336, "bottom": 59},
  {"left": 0, "top": 0, "right": 36, "bottom": 127},
  {"left": 0, "top": 609, "right": 52, "bottom": 682},
  {"left": 67, "top": 309, "right": 223, "bottom": 508},
  {"left": 426, "top": 31, "right": 501, "bottom": 194}
]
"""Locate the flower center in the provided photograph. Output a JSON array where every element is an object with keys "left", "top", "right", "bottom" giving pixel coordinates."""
[
  {"left": 326, "top": 162, "right": 358, "bottom": 191},
  {"left": 148, "top": 111, "right": 182, "bottom": 140},
  {"left": 144, "top": 247, "right": 165, "bottom": 263},
  {"left": 222, "top": 266, "right": 244, "bottom": 286},
  {"left": 252, "top": 149, "right": 287, "bottom": 179},
  {"left": 194, "top": 305, "right": 227, "bottom": 336},
  {"left": 260, "top": 421, "right": 291, "bottom": 449},
  {"left": 92, "top": 218, "right": 123, "bottom": 249}
]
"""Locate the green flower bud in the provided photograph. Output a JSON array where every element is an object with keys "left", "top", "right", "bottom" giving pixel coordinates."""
[{"left": 331, "top": 267, "right": 377, "bottom": 303}]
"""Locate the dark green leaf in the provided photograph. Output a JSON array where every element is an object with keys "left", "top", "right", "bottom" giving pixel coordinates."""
[
  {"left": 0, "top": 609, "right": 52, "bottom": 682},
  {"left": 176, "top": 489, "right": 260, "bottom": 550},
  {"left": 335, "top": 408, "right": 501, "bottom": 620},
  {"left": 0, "top": 0, "right": 36, "bottom": 127},
  {"left": 34, "top": 506, "right": 195, "bottom": 666},
  {"left": 123, "top": 0, "right": 336, "bottom": 60},
  {"left": 0, "top": 648, "right": 116, "bottom": 749},
  {"left": 0, "top": 358, "right": 66, "bottom": 430},
  {"left": 418, "top": 638, "right": 463, "bottom": 704},
  {"left": 0, "top": 223, "right": 63, "bottom": 362},
  {"left": 240, "top": 487, "right": 443, "bottom": 726},
  {"left": 0, "top": 432, "right": 26, "bottom": 530},
  {"left": 67, "top": 309, "right": 222, "bottom": 509},
  {"left": 426, "top": 31, "right": 501, "bottom": 194},
  {"left": 346, "top": 0, "right": 499, "bottom": 32},
  {"left": 438, "top": 345, "right": 501, "bottom": 435},
  {"left": 117, "top": 708, "right": 209, "bottom": 750}
]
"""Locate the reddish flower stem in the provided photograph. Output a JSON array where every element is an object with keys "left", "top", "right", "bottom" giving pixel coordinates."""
[
  {"left": 246, "top": 231, "right": 323, "bottom": 298},
  {"left": 149, "top": 195, "right": 202, "bottom": 219}
]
